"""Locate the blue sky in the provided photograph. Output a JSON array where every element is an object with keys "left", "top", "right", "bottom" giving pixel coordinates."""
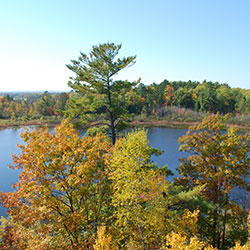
[{"left": 0, "top": 0, "right": 249, "bottom": 91}]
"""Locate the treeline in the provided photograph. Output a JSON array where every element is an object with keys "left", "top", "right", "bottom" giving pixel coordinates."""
[
  {"left": 131, "top": 80, "right": 250, "bottom": 115},
  {"left": 0, "top": 91, "right": 69, "bottom": 121},
  {"left": 1, "top": 80, "right": 249, "bottom": 126}
]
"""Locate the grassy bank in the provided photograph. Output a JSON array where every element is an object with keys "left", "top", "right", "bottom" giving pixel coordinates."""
[
  {"left": 130, "top": 120, "right": 250, "bottom": 131},
  {"left": 0, "top": 116, "right": 62, "bottom": 129},
  {"left": 131, "top": 106, "right": 250, "bottom": 131}
]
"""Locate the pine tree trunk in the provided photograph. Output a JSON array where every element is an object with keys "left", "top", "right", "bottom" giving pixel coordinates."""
[
  {"left": 110, "top": 112, "right": 116, "bottom": 145},
  {"left": 107, "top": 78, "right": 116, "bottom": 144}
]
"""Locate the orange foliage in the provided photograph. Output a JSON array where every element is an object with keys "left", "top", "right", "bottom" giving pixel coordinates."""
[{"left": 0, "top": 120, "right": 112, "bottom": 249}]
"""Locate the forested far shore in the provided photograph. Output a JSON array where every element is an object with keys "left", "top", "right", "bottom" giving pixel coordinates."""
[{"left": 0, "top": 79, "right": 249, "bottom": 129}]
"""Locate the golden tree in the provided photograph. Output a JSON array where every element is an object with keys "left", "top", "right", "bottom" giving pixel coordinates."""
[
  {"left": 109, "top": 130, "right": 170, "bottom": 249},
  {"left": 0, "top": 120, "right": 113, "bottom": 249}
]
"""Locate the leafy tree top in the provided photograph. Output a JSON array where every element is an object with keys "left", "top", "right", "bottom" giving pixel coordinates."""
[{"left": 66, "top": 43, "right": 137, "bottom": 94}]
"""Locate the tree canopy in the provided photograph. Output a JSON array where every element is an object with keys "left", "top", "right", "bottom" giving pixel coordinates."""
[
  {"left": 0, "top": 121, "right": 113, "bottom": 249},
  {"left": 178, "top": 114, "right": 250, "bottom": 249}
]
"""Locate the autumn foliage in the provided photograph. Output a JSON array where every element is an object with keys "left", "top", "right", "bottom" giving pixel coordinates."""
[
  {"left": 178, "top": 114, "right": 250, "bottom": 249},
  {"left": 0, "top": 116, "right": 250, "bottom": 250},
  {"left": 0, "top": 120, "right": 113, "bottom": 249}
]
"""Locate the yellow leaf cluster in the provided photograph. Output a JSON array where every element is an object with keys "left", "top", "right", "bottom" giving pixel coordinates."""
[
  {"left": 110, "top": 129, "right": 170, "bottom": 248},
  {"left": 93, "top": 226, "right": 116, "bottom": 250},
  {"left": 164, "top": 232, "right": 217, "bottom": 250}
]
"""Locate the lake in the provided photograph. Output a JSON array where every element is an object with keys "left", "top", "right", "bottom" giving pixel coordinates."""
[{"left": 0, "top": 126, "right": 249, "bottom": 217}]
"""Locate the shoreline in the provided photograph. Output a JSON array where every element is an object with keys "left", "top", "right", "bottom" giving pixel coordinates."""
[
  {"left": 130, "top": 120, "right": 199, "bottom": 128},
  {"left": 130, "top": 120, "right": 250, "bottom": 131},
  {"left": 0, "top": 120, "right": 61, "bottom": 130},
  {"left": 1, "top": 119, "right": 250, "bottom": 131}
]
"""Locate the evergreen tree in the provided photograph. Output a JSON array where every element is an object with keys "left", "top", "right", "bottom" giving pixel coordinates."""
[{"left": 66, "top": 42, "right": 139, "bottom": 144}]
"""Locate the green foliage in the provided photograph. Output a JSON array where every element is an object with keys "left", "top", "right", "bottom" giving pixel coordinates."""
[
  {"left": 66, "top": 42, "right": 140, "bottom": 144},
  {"left": 0, "top": 78, "right": 250, "bottom": 129},
  {"left": 0, "top": 91, "right": 69, "bottom": 123},
  {"left": 172, "top": 87, "right": 194, "bottom": 109},
  {"left": 132, "top": 80, "right": 250, "bottom": 122}
]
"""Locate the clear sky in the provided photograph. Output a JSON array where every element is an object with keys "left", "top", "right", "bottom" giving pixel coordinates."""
[{"left": 0, "top": 0, "right": 249, "bottom": 91}]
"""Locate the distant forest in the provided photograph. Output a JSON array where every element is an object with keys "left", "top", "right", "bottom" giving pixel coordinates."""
[{"left": 0, "top": 80, "right": 249, "bottom": 125}]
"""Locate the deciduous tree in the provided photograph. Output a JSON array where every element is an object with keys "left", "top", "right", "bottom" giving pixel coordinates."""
[
  {"left": 109, "top": 129, "right": 170, "bottom": 249},
  {"left": 0, "top": 120, "right": 113, "bottom": 249},
  {"left": 178, "top": 114, "right": 250, "bottom": 249}
]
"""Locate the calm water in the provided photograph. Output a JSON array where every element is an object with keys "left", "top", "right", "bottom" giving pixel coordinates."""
[
  {"left": 0, "top": 127, "right": 248, "bottom": 217},
  {"left": 0, "top": 128, "right": 24, "bottom": 216}
]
